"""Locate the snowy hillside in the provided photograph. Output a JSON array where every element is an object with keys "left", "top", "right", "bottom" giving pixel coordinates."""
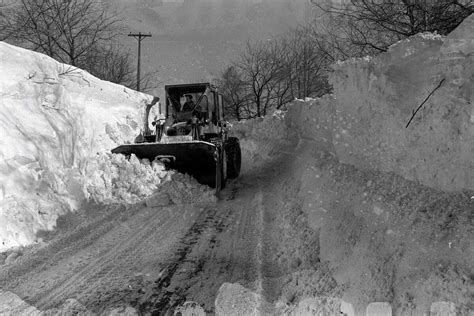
[{"left": 0, "top": 42, "right": 159, "bottom": 251}]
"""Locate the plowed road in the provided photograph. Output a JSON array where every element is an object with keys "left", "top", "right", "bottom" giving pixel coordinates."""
[{"left": 0, "top": 154, "right": 315, "bottom": 315}]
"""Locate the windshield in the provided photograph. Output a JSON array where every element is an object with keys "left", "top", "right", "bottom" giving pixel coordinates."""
[{"left": 166, "top": 85, "right": 209, "bottom": 114}]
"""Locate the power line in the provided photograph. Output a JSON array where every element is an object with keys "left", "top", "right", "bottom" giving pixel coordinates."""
[{"left": 128, "top": 32, "right": 152, "bottom": 92}]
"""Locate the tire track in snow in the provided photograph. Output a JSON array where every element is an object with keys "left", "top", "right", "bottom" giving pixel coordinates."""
[
  {"left": 134, "top": 183, "right": 261, "bottom": 314},
  {"left": 77, "top": 206, "right": 185, "bottom": 310},
  {"left": 253, "top": 190, "right": 265, "bottom": 314},
  {"left": 34, "top": 205, "right": 185, "bottom": 310},
  {"left": 136, "top": 205, "right": 222, "bottom": 313}
]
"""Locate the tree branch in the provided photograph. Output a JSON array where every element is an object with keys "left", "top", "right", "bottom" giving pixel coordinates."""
[{"left": 406, "top": 78, "right": 445, "bottom": 128}]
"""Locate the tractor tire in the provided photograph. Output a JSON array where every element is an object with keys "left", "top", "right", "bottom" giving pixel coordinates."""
[
  {"left": 221, "top": 148, "right": 227, "bottom": 189},
  {"left": 215, "top": 147, "right": 227, "bottom": 192},
  {"left": 215, "top": 159, "right": 222, "bottom": 192},
  {"left": 226, "top": 137, "right": 241, "bottom": 179}
]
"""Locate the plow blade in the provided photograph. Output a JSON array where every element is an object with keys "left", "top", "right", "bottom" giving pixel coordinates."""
[{"left": 111, "top": 141, "right": 218, "bottom": 187}]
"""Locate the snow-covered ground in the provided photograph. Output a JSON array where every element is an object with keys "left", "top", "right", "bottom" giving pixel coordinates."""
[
  {"left": 0, "top": 14, "right": 472, "bottom": 314},
  {"left": 0, "top": 42, "right": 167, "bottom": 251}
]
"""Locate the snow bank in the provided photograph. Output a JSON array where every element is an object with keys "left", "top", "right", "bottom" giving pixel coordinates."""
[
  {"left": 329, "top": 14, "right": 474, "bottom": 192},
  {"left": 285, "top": 95, "right": 336, "bottom": 154},
  {"left": 243, "top": 15, "right": 474, "bottom": 193},
  {"left": 0, "top": 42, "right": 162, "bottom": 250},
  {"left": 231, "top": 113, "right": 290, "bottom": 173}
]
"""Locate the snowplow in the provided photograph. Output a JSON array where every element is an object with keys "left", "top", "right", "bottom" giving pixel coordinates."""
[{"left": 112, "top": 83, "right": 241, "bottom": 191}]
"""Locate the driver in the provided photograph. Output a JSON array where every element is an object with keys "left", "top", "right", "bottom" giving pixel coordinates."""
[{"left": 181, "top": 94, "right": 195, "bottom": 112}]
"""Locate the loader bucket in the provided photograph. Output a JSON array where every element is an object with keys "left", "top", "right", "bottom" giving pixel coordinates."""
[{"left": 111, "top": 141, "right": 219, "bottom": 187}]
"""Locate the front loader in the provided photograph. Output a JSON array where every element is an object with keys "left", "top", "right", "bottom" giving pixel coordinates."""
[{"left": 112, "top": 83, "right": 241, "bottom": 191}]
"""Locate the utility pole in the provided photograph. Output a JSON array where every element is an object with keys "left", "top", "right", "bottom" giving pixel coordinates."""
[{"left": 128, "top": 32, "right": 152, "bottom": 92}]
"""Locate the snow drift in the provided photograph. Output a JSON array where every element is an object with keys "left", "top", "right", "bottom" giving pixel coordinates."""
[
  {"left": 330, "top": 14, "right": 474, "bottom": 192},
  {"left": 236, "top": 15, "right": 474, "bottom": 191},
  {"left": 0, "top": 42, "right": 163, "bottom": 251}
]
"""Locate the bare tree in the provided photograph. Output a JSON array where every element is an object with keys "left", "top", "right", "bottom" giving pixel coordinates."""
[
  {"left": 235, "top": 41, "right": 285, "bottom": 117},
  {"left": 310, "top": 0, "right": 473, "bottom": 58},
  {"left": 264, "top": 39, "right": 294, "bottom": 109},
  {"left": 129, "top": 70, "right": 161, "bottom": 93},
  {"left": 4, "top": 0, "right": 119, "bottom": 66},
  {"left": 82, "top": 44, "right": 135, "bottom": 85},
  {"left": 217, "top": 66, "right": 249, "bottom": 121},
  {"left": 281, "top": 27, "right": 331, "bottom": 100},
  {"left": 87, "top": 45, "right": 160, "bottom": 93},
  {"left": 0, "top": 1, "right": 23, "bottom": 41},
  {"left": 217, "top": 28, "right": 332, "bottom": 119}
]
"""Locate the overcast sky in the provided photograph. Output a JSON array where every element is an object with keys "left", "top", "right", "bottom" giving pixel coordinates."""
[{"left": 107, "top": 0, "right": 311, "bottom": 96}]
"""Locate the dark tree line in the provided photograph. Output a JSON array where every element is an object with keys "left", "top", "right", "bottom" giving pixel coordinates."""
[
  {"left": 217, "top": 0, "right": 472, "bottom": 120},
  {"left": 0, "top": 0, "right": 157, "bottom": 92},
  {"left": 217, "top": 27, "right": 332, "bottom": 120}
]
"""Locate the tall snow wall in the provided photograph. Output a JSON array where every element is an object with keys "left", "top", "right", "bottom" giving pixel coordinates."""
[
  {"left": 326, "top": 14, "right": 474, "bottom": 192},
  {"left": 0, "top": 42, "right": 157, "bottom": 250}
]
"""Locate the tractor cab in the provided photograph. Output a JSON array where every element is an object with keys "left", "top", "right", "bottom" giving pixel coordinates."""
[{"left": 162, "top": 83, "right": 224, "bottom": 140}]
